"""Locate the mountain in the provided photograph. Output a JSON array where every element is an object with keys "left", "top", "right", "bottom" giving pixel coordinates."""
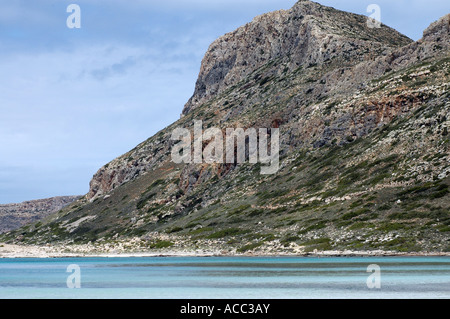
[
  {"left": 1, "top": 1, "right": 449, "bottom": 254},
  {"left": 0, "top": 196, "right": 80, "bottom": 234}
]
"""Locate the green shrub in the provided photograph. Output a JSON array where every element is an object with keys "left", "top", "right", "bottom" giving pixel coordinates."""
[
  {"left": 299, "top": 221, "right": 327, "bottom": 233},
  {"left": 342, "top": 208, "right": 371, "bottom": 220},
  {"left": 280, "top": 236, "right": 299, "bottom": 246},
  {"left": 302, "top": 238, "right": 332, "bottom": 251},
  {"left": 348, "top": 222, "right": 368, "bottom": 230},
  {"left": 166, "top": 226, "right": 183, "bottom": 234},
  {"left": 377, "top": 222, "right": 409, "bottom": 232},
  {"left": 136, "top": 192, "right": 156, "bottom": 209},
  {"left": 150, "top": 240, "right": 174, "bottom": 249},
  {"left": 189, "top": 227, "right": 213, "bottom": 236},
  {"left": 207, "top": 228, "right": 246, "bottom": 239},
  {"left": 237, "top": 242, "right": 263, "bottom": 253}
]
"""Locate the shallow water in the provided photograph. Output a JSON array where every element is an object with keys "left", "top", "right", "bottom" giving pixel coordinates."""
[{"left": 0, "top": 256, "right": 449, "bottom": 299}]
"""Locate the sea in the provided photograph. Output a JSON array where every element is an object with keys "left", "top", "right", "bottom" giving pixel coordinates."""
[{"left": 0, "top": 256, "right": 449, "bottom": 299}]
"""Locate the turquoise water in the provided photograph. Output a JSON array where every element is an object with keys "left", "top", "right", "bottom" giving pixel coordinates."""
[{"left": 0, "top": 257, "right": 449, "bottom": 299}]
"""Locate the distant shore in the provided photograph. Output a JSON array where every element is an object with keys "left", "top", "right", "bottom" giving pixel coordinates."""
[{"left": 1, "top": 243, "right": 449, "bottom": 258}]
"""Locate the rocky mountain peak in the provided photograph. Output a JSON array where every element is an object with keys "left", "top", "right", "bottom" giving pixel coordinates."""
[
  {"left": 182, "top": 0, "right": 412, "bottom": 115},
  {"left": 422, "top": 13, "right": 450, "bottom": 42},
  {"left": 290, "top": 0, "right": 322, "bottom": 14}
]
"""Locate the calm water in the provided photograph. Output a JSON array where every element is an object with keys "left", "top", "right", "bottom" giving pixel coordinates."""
[{"left": 0, "top": 256, "right": 449, "bottom": 299}]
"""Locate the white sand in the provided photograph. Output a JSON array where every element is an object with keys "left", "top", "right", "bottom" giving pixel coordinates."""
[{"left": 1, "top": 242, "right": 448, "bottom": 258}]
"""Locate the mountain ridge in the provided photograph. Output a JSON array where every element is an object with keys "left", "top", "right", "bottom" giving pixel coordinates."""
[{"left": 0, "top": 196, "right": 80, "bottom": 234}]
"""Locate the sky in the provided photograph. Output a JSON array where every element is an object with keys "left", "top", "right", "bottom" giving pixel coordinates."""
[{"left": 0, "top": 0, "right": 448, "bottom": 204}]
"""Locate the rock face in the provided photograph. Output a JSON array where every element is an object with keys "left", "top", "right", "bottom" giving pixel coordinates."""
[
  {"left": 87, "top": 0, "right": 413, "bottom": 200},
  {"left": 4, "top": 1, "right": 449, "bottom": 253},
  {"left": 182, "top": 0, "right": 412, "bottom": 115},
  {"left": 0, "top": 196, "right": 80, "bottom": 233},
  {"left": 423, "top": 13, "right": 450, "bottom": 41}
]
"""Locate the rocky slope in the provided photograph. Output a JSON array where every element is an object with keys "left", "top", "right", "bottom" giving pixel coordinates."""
[
  {"left": 182, "top": 0, "right": 412, "bottom": 115},
  {"left": 0, "top": 196, "right": 80, "bottom": 233},
  {"left": 87, "top": 0, "right": 412, "bottom": 201},
  {"left": 1, "top": 1, "right": 448, "bottom": 254}
]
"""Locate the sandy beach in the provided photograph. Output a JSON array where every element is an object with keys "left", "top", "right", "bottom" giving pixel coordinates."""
[{"left": 1, "top": 242, "right": 449, "bottom": 258}]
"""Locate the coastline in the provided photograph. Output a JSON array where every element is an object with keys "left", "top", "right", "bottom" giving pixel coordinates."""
[{"left": 1, "top": 243, "right": 449, "bottom": 259}]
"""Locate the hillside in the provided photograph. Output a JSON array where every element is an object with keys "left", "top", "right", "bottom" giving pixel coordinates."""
[
  {"left": 0, "top": 196, "right": 80, "bottom": 234},
  {"left": 1, "top": 1, "right": 449, "bottom": 255}
]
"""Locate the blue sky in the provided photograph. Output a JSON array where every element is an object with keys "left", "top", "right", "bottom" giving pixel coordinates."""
[{"left": 0, "top": 0, "right": 448, "bottom": 204}]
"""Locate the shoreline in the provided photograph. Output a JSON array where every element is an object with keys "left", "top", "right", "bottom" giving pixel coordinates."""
[{"left": 1, "top": 243, "right": 449, "bottom": 259}]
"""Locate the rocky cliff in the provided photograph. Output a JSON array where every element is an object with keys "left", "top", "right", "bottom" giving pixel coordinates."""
[
  {"left": 87, "top": 0, "right": 412, "bottom": 201},
  {"left": 2, "top": 2, "right": 449, "bottom": 254},
  {"left": 182, "top": 0, "right": 412, "bottom": 115},
  {"left": 0, "top": 196, "right": 80, "bottom": 233}
]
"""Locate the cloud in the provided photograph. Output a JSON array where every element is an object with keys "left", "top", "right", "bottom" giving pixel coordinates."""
[{"left": 90, "top": 55, "right": 139, "bottom": 80}]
